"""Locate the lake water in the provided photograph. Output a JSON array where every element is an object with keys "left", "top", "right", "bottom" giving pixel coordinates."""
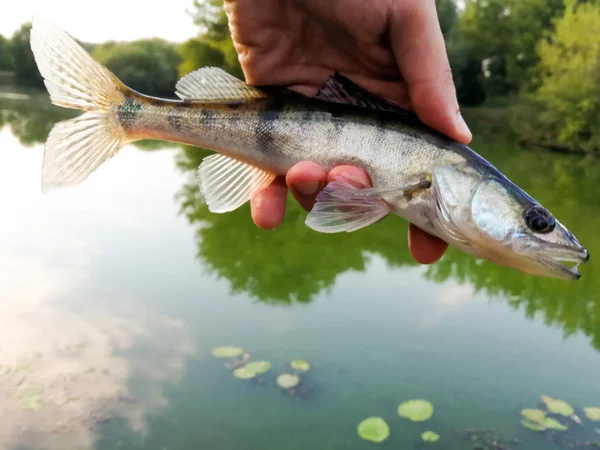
[{"left": 1, "top": 93, "right": 600, "bottom": 450}]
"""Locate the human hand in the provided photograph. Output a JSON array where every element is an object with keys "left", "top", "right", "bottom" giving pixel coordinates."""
[{"left": 224, "top": 0, "right": 472, "bottom": 264}]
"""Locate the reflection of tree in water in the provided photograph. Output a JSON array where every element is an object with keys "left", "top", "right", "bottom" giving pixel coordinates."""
[
  {"left": 0, "top": 93, "right": 75, "bottom": 145},
  {"left": 175, "top": 145, "right": 418, "bottom": 304},
  {"left": 174, "top": 125, "right": 600, "bottom": 351}
]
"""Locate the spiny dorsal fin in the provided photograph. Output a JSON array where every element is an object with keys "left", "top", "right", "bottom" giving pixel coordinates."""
[
  {"left": 175, "top": 67, "right": 267, "bottom": 102},
  {"left": 314, "top": 73, "right": 413, "bottom": 116},
  {"left": 197, "top": 154, "right": 276, "bottom": 213}
]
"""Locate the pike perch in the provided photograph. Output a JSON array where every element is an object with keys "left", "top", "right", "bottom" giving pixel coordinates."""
[{"left": 29, "top": 18, "right": 589, "bottom": 280}]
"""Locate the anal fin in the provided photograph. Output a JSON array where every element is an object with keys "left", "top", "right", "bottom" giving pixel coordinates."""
[
  {"left": 197, "top": 154, "right": 276, "bottom": 213},
  {"left": 305, "top": 177, "right": 431, "bottom": 233}
]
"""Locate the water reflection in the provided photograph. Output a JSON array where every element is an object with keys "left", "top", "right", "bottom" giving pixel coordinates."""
[
  {"left": 2, "top": 94, "right": 599, "bottom": 358},
  {"left": 174, "top": 120, "right": 600, "bottom": 351},
  {"left": 0, "top": 124, "right": 197, "bottom": 450}
]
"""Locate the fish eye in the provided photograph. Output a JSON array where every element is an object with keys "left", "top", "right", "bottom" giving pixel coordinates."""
[{"left": 524, "top": 206, "right": 555, "bottom": 233}]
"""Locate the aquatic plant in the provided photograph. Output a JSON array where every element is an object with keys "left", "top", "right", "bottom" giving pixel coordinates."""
[
  {"left": 232, "top": 366, "right": 257, "bottom": 380},
  {"left": 211, "top": 346, "right": 244, "bottom": 358},
  {"left": 357, "top": 417, "right": 390, "bottom": 443},
  {"left": 290, "top": 359, "right": 311, "bottom": 373},
  {"left": 542, "top": 417, "right": 568, "bottom": 431},
  {"left": 546, "top": 398, "right": 574, "bottom": 416},
  {"left": 16, "top": 383, "right": 45, "bottom": 411},
  {"left": 421, "top": 431, "right": 440, "bottom": 442},
  {"left": 276, "top": 374, "right": 300, "bottom": 389},
  {"left": 397, "top": 399, "right": 434, "bottom": 422},
  {"left": 521, "top": 409, "right": 546, "bottom": 422},
  {"left": 243, "top": 361, "right": 271, "bottom": 375},
  {"left": 584, "top": 407, "right": 600, "bottom": 421},
  {"left": 521, "top": 419, "right": 546, "bottom": 431}
]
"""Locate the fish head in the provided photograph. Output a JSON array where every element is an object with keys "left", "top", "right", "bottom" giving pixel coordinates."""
[{"left": 432, "top": 160, "right": 589, "bottom": 280}]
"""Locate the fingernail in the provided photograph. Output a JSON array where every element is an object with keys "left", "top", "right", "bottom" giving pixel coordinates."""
[
  {"left": 295, "top": 181, "right": 320, "bottom": 196},
  {"left": 456, "top": 112, "right": 472, "bottom": 141}
]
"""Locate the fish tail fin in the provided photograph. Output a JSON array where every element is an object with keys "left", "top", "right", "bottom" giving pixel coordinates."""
[{"left": 30, "top": 17, "right": 132, "bottom": 193}]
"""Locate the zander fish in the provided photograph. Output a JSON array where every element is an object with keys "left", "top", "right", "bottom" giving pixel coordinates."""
[{"left": 30, "top": 19, "right": 589, "bottom": 280}]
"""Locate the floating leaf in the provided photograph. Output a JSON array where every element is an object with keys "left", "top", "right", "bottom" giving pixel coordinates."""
[
  {"left": 233, "top": 366, "right": 256, "bottom": 380},
  {"left": 291, "top": 359, "right": 311, "bottom": 372},
  {"left": 243, "top": 361, "right": 271, "bottom": 375},
  {"left": 421, "top": 431, "right": 440, "bottom": 442},
  {"left": 543, "top": 417, "right": 568, "bottom": 431},
  {"left": 585, "top": 407, "right": 600, "bottom": 421},
  {"left": 547, "top": 399, "right": 574, "bottom": 416},
  {"left": 398, "top": 399, "right": 434, "bottom": 422},
  {"left": 16, "top": 384, "right": 45, "bottom": 411},
  {"left": 541, "top": 395, "right": 553, "bottom": 405},
  {"left": 357, "top": 417, "right": 390, "bottom": 443},
  {"left": 212, "top": 346, "right": 244, "bottom": 358},
  {"left": 277, "top": 374, "right": 300, "bottom": 388},
  {"left": 521, "top": 409, "right": 546, "bottom": 422},
  {"left": 521, "top": 419, "right": 546, "bottom": 431}
]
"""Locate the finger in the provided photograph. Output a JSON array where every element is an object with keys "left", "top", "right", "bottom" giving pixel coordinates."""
[
  {"left": 286, "top": 161, "right": 328, "bottom": 211},
  {"left": 389, "top": 0, "right": 472, "bottom": 145},
  {"left": 327, "top": 165, "right": 372, "bottom": 187},
  {"left": 408, "top": 223, "right": 448, "bottom": 264},
  {"left": 250, "top": 177, "right": 288, "bottom": 229}
]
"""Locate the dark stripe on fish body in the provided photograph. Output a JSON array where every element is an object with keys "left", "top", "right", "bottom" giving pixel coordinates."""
[
  {"left": 167, "top": 111, "right": 183, "bottom": 131},
  {"left": 117, "top": 96, "right": 144, "bottom": 127},
  {"left": 255, "top": 110, "right": 276, "bottom": 152}
]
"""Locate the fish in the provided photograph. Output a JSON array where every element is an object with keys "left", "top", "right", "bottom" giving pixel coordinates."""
[{"left": 29, "top": 18, "right": 589, "bottom": 280}]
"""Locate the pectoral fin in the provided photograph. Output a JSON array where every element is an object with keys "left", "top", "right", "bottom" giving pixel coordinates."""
[
  {"left": 197, "top": 154, "right": 276, "bottom": 213},
  {"left": 305, "top": 177, "right": 431, "bottom": 233}
]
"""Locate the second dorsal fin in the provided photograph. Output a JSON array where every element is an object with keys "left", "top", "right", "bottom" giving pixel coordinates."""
[
  {"left": 175, "top": 67, "right": 267, "bottom": 102},
  {"left": 314, "top": 73, "right": 414, "bottom": 116}
]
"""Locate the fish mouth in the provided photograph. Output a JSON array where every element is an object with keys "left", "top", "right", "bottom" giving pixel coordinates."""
[{"left": 537, "top": 247, "right": 590, "bottom": 280}]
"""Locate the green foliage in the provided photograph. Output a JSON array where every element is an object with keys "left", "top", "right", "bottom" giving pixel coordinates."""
[
  {"left": 211, "top": 346, "right": 244, "bottom": 358},
  {"left": 421, "top": 431, "right": 440, "bottom": 442},
  {"left": 181, "top": 0, "right": 242, "bottom": 79},
  {"left": 522, "top": 0, "right": 600, "bottom": 153},
  {"left": 357, "top": 417, "right": 390, "bottom": 443},
  {"left": 0, "top": 34, "right": 14, "bottom": 71},
  {"left": 92, "top": 39, "right": 181, "bottom": 97},
  {"left": 10, "top": 23, "right": 43, "bottom": 88},
  {"left": 397, "top": 400, "right": 435, "bottom": 422}
]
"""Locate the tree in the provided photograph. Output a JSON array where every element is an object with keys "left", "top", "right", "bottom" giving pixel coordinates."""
[
  {"left": 460, "top": 0, "right": 564, "bottom": 99},
  {"left": 92, "top": 39, "right": 182, "bottom": 98},
  {"left": 181, "top": 0, "right": 242, "bottom": 78},
  {"left": 0, "top": 34, "right": 14, "bottom": 71},
  {"left": 527, "top": 0, "right": 600, "bottom": 151},
  {"left": 10, "top": 23, "right": 43, "bottom": 88}
]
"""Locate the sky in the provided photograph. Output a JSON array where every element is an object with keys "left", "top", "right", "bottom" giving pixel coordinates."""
[{"left": 0, "top": 0, "right": 199, "bottom": 42}]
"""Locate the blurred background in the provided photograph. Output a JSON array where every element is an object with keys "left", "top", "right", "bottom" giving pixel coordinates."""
[{"left": 1, "top": 1, "right": 600, "bottom": 450}]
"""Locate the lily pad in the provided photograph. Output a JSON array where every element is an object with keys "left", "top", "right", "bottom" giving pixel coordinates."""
[
  {"left": 16, "top": 384, "right": 45, "bottom": 411},
  {"left": 291, "top": 359, "right": 311, "bottom": 372},
  {"left": 357, "top": 417, "right": 390, "bottom": 443},
  {"left": 211, "top": 346, "right": 244, "bottom": 358},
  {"left": 422, "top": 431, "right": 440, "bottom": 442},
  {"left": 521, "top": 409, "right": 546, "bottom": 422},
  {"left": 277, "top": 374, "right": 300, "bottom": 389},
  {"left": 543, "top": 417, "right": 568, "bottom": 431},
  {"left": 398, "top": 399, "right": 434, "bottom": 422},
  {"left": 585, "top": 407, "right": 600, "bottom": 421},
  {"left": 233, "top": 366, "right": 256, "bottom": 380},
  {"left": 547, "top": 399, "right": 574, "bottom": 416},
  {"left": 521, "top": 419, "right": 546, "bottom": 431},
  {"left": 243, "top": 361, "right": 271, "bottom": 375}
]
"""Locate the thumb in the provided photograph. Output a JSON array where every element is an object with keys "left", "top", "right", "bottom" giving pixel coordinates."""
[{"left": 389, "top": 0, "right": 472, "bottom": 145}]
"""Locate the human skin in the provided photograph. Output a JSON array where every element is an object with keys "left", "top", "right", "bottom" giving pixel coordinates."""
[{"left": 223, "top": 0, "right": 472, "bottom": 264}]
